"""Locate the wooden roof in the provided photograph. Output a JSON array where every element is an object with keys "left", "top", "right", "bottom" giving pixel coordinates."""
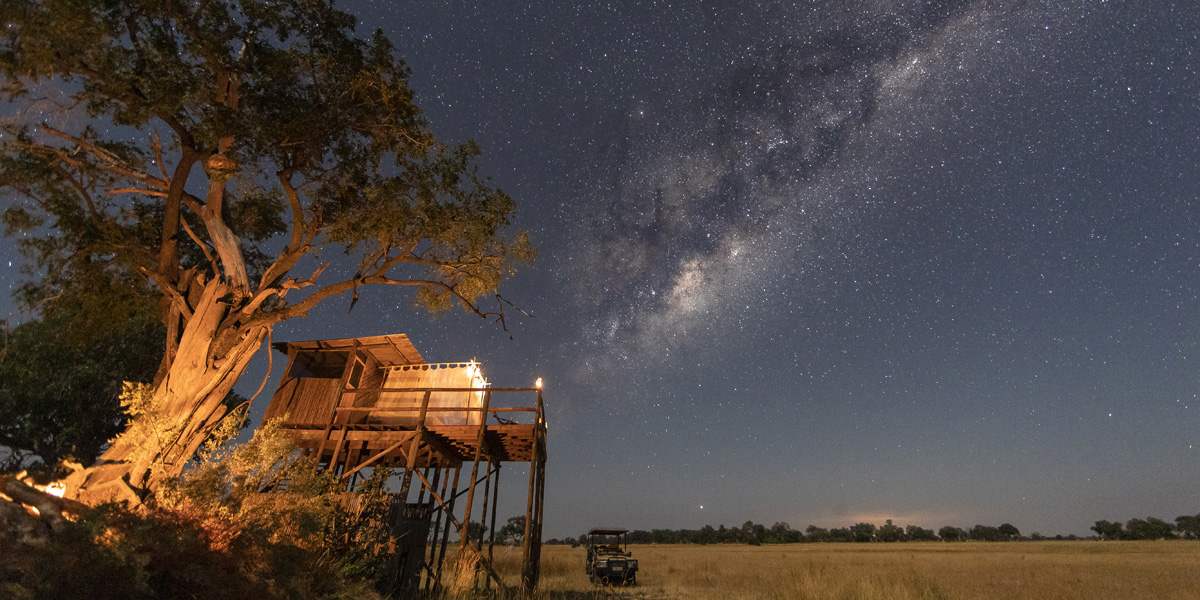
[{"left": 272, "top": 333, "right": 424, "bottom": 366}]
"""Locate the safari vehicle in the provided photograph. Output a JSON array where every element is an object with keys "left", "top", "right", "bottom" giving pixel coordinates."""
[{"left": 584, "top": 528, "right": 638, "bottom": 585}]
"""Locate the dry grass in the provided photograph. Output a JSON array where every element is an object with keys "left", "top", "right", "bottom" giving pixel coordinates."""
[{"left": 483, "top": 541, "right": 1200, "bottom": 600}]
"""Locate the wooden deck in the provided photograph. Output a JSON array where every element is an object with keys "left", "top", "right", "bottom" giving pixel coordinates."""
[{"left": 282, "top": 422, "right": 539, "bottom": 464}]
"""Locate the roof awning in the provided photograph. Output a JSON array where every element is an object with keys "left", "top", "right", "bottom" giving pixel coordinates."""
[
  {"left": 587, "top": 528, "right": 629, "bottom": 536},
  {"left": 272, "top": 333, "right": 424, "bottom": 366}
]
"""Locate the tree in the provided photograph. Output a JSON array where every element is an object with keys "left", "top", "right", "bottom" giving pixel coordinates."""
[
  {"left": 997, "top": 523, "right": 1021, "bottom": 541},
  {"left": 969, "top": 525, "right": 1000, "bottom": 541},
  {"left": 1175, "top": 514, "right": 1200, "bottom": 540},
  {"left": 1124, "top": 517, "right": 1174, "bottom": 540},
  {"left": 877, "top": 519, "right": 904, "bottom": 542},
  {"left": 1091, "top": 520, "right": 1124, "bottom": 540},
  {"left": 0, "top": 291, "right": 162, "bottom": 472},
  {"left": 1, "top": 0, "right": 533, "bottom": 502},
  {"left": 497, "top": 516, "right": 527, "bottom": 545},
  {"left": 850, "top": 522, "right": 876, "bottom": 543},
  {"left": 805, "top": 525, "right": 830, "bottom": 543},
  {"left": 905, "top": 525, "right": 938, "bottom": 542},
  {"left": 463, "top": 521, "right": 487, "bottom": 544},
  {"left": 828, "top": 527, "right": 854, "bottom": 543},
  {"left": 769, "top": 521, "right": 801, "bottom": 544},
  {"left": 938, "top": 526, "right": 967, "bottom": 542}
]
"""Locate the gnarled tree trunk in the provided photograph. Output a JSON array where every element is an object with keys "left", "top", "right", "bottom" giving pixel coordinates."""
[{"left": 62, "top": 275, "right": 266, "bottom": 504}]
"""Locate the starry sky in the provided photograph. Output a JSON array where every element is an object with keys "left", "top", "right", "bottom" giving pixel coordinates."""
[{"left": 5, "top": 0, "right": 1200, "bottom": 538}]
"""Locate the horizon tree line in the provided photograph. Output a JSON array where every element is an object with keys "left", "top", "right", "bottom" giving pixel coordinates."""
[{"left": 543, "top": 512, "right": 1200, "bottom": 546}]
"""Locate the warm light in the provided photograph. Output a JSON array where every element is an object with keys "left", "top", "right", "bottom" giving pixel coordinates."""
[
  {"left": 41, "top": 482, "right": 67, "bottom": 498},
  {"left": 535, "top": 377, "right": 543, "bottom": 389}
]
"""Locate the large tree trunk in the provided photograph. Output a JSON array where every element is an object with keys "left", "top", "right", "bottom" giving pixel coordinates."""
[{"left": 62, "top": 275, "right": 266, "bottom": 505}]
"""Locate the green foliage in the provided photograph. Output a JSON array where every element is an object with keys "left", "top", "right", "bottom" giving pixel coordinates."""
[
  {"left": 850, "top": 522, "right": 877, "bottom": 543},
  {"left": 0, "top": 292, "right": 163, "bottom": 472},
  {"left": 997, "top": 523, "right": 1021, "bottom": 541},
  {"left": 877, "top": 519, "right": 904, "bottom": 542},
  {"left": 0, "top": 0, "right": 533, "bottom": 321},
  {"left": 1, "top": 418, "right": 398, "bottom": 599},
  {"left": 497, "top": 515, "right": 527, "bottom": 545},
  {"left": 969, "top": 524, "right": 1000, "bottom": 542},
  {"left": 1123, "top": 517, "right": 1175, "bottom": 541},
  {"left": 1175, "top": 514, "right": 1200, "bottom": 540}
]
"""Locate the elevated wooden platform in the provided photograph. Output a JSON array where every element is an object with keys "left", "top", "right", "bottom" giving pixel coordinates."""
[
  {"left": 262, "top": 335, "right": 547, "bottom": 595},
  {"left": 282, "top": 422, "right": 538, "bottom": 464}
]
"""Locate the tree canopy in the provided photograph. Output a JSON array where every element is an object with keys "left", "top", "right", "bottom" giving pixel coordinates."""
[{"left": 0, "top": 0, "right": 533, "bottom": 499}]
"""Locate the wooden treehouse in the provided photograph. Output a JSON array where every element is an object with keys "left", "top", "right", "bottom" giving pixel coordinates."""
[{"left": 261, "top": 333, "right": 547, "bottom": 594}]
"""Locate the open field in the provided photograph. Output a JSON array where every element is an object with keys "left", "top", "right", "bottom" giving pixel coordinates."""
[{"left": 484, "top": 541, "right": 1200, "bottom": 599}]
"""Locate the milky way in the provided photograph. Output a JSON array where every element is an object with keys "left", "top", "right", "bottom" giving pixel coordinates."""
[{"left": 564, "top": 0, "right": 1012, "bottom": 366}]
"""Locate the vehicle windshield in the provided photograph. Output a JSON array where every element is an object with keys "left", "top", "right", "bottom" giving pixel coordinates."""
[{"left": 590, "top": 536, "right": 625, "bottom": 553}]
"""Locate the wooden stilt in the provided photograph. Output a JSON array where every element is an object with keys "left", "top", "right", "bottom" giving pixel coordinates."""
[
  {"left": 458, "top": 390, "right": 492, "bottom": 553},
  {"left": 433, "top": 466, "right": 461, "bottom": 592}
]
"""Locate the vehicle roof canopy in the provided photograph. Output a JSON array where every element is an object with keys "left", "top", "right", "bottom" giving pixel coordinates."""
[{"left": 588, "top": 528, "right": 629, "bottom": 536}]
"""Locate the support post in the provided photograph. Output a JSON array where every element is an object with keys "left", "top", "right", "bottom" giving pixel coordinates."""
[
  {"left": 486, "top": 460, "right": 500, "bottom": 590},
  {"left": 433, "top": 466, "right": 462, "bottom": 592},
  {"left": 397, "top": 390, "right": 432, "bottom": 501},
  {"left": 522, "top": 388, "right": 546, "bottom": 591},
  {"left": 424, "top": 466, "right": 450, "bottom": 593},
  {"left": 458, "top": 390, "right": 492, "bottom": 553},
  {"left": 474, "top": 461, "right": 494, "bottom": 589}
]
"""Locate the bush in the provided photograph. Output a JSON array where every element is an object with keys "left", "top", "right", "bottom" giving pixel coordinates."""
[{"left": 3, "top": 418, "right": 391, "bottom": 600}]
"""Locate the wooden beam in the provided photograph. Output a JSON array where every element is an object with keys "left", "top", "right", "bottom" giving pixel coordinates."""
[
  {"left": 396, "top": 391, "right": 432, "bottom": 501},
  {"left": 487, "top": 460, "right": 500, "bottom": 590},
  {"left": 458, "top": 390, "right": 492, "bottom": 554},
  {"left": 337, "top": 432, "right": 416, "bottom": 482}
]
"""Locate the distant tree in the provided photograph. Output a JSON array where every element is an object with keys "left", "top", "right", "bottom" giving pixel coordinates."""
[
  {"left": 850, "top": 522, "right": 877, "bottom": 543},
  {"left": 938, "top": 526, "right": 968, "bottom": 542},
  {"left": 717, "top": 524, "right": 730, "bottom": 543},
  {"left": 649, "top": 528, "right": 674, "bottom": 544},
  {"left": 770, "top": 522, "right": 801, "bottom": 544},
  {"left": 1175, "top": 514, "right": 1200, "bottom": 540},
  {"left": 1091, "top": 520, "right": 1124, "bottom": 540},
  {"left": 629, "top": 530, "right": 652, "bottom": 544},
  {"left": 969, "top": 525, "right": 1000, "bottom": 542},
  {"left": 1125, "top": 517, "right": 1174, "bottom": 540},
  {"left": 829, "top": 527, "right": 854, "bottom": 542},
  {"left": 463, "top": 521, "right": 487, "bottom": 544},
  {"left": 877, "top": 519, "right": 904, "bottom": 542},
  {"left": 905, "top": 525, "right": 938, "bottom": 542},
  {"left": 749, "top": 522, "right": 768, "bottom": 545},
  {"left": 498, "top": 516, "right": 527, "bottom": 545},
  {"left": 997, "top": 523, "right": 1021, "bottom": 541},
  {"left": 699, "top": 524, "right": 716, "bottom": 544},
  {"left": 805, "top": 525, "right": 830, "bottom": 543}
]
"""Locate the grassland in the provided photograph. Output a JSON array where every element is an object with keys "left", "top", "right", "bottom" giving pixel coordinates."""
[{"left": 481, "top": 541, "right": 1200, "bottom": 599}]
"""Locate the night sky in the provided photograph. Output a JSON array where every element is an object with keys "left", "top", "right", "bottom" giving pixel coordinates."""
[{"left": 5, "top": 0, "right": 1200, "bottom": 538}]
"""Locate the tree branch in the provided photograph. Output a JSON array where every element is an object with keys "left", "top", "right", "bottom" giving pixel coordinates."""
[
  {"left": 37, "top": 123, "right": 168, "bottom": 190},
  {"left": 140, "top": 267, "right": 193, "bottom": 322},
  {"left": 179, "top": 217, "right": 218, "bottom": 270},
  {"left": 108, "top": 187, "right": 168, "bottom": 197}
]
